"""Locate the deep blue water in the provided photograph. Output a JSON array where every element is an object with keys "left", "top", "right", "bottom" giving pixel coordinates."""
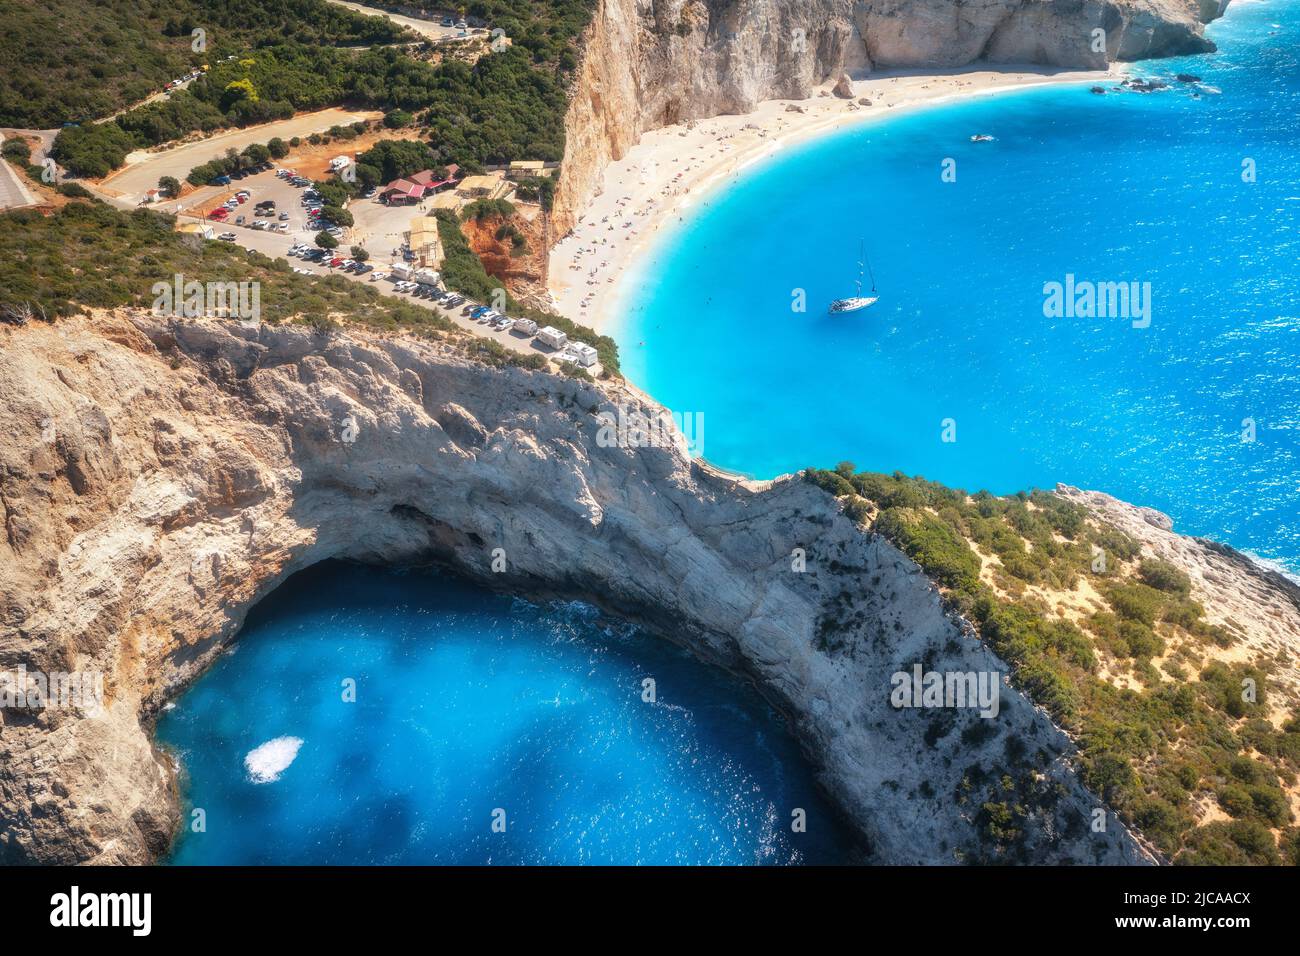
[
  {"left": 158, "top": 562, "right": 854, "bottom": 864},
  {"left": 619, "top": 1, "right": 1300, "bottom": 572}
]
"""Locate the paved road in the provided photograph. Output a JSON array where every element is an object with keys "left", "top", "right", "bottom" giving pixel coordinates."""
[
  {"left": 323, "top": 0, "right": 480, "bottom": 41},
  {"left": 97, "top": 76, "right": 198, "bottom": 125},
  {"left": 198, "top": 210, "right": 599, "bottom": 375},
  {"left": 0, "top": 157, "right": 37, "bottom": 210}
]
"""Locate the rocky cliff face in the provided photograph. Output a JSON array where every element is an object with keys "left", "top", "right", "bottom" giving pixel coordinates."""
[
  {"left": 552, "top": 0, "right": 1227, "bottom": 232},
  {"left": 0, "top": 312, "right": 1171, "bottom": 864}
]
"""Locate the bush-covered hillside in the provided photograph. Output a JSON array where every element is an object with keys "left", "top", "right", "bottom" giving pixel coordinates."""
[
  {"left": 0, "top": 201, "right": 453, "bottom": 335},
  {"left": 47, "top": 0, "right": 592, "bottom": 179},
  {"left": 805, "top": 464, "right": 1300, "bottom": 865},
  {"left": 0, "top": 0, "right": 408, "bottom": 128},
  {"left": 0, "top": 201, "right": 616, "bottom": 378},
  {"left": 352, "top": 0, "right": 596, "bottom": 70}
]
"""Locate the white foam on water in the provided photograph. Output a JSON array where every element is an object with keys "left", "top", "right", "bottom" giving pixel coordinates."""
[
  {"left": 1240, "top": 550, "right": 1300, "bottom": 586},
  {"left": 244, "top": 736, "right": 304, "bottom": 784}
]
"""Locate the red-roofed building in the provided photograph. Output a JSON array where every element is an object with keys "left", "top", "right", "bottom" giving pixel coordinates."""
[{"left": 379, "top": 167, "right": 461, "bottom": 205}]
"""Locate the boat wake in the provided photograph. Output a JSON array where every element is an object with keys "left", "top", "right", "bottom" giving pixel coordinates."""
[{"left": 244, "top": 736, "right": 304, "bottom": 784}]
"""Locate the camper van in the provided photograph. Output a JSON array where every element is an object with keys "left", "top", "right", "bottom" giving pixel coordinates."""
[
  {"left": 536, "top": 326, "right": 568, "bottom": 350},
  {"left": 567, "top": 343, "right": 598, "bottom": 367},
  {"left": 390, "top": 263, "right": 413, "bottom": 281}
]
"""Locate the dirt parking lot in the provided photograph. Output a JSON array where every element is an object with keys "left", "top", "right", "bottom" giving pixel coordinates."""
[{"left": 97, "top": 108, "right": 381, "bottom": 203}]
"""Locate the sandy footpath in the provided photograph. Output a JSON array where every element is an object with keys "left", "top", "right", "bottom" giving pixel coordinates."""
[{"left": 547, "top": 66, "right": 1115, "bottom": 332}]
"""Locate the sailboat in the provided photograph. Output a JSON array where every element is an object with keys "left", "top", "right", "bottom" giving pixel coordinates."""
[{"left": 829, "top": 240, "right": 878, "bottom": 314}]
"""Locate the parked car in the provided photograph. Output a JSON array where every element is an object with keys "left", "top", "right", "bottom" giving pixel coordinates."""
[
  {"left": 208, "top": 208, "right": 227, "bottom": 219},
  {"left": 278, "top": 212, "right": 290, "bottom": 220},
  {"left": 218, "top": 232, "right": 236, "bottom": 241},
  {"left": 210, "top": 175, "right": 231, "bottom": 186}
]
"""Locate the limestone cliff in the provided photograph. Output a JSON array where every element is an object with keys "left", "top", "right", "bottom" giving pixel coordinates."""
[
  {"left": 0, "top": 311, "right": 1169, "bottom": 864},
  {"left": 552, "top": 0, "right": 1228, "bottom": 232}
]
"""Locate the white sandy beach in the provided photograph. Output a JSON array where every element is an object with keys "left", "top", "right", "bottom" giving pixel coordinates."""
[{"left": 547, "top": 66, "right": 1117, "bottom": 332}]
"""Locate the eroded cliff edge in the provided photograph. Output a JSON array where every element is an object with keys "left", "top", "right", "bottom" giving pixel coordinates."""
[
  {"left": 0, "top": 311, "right": 1173, "bottom": 864},
  {"left": 552, "top": 0, "right": 1230, "bottom": 232}
]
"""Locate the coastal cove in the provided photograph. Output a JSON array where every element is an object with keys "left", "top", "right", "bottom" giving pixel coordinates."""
[
  {"left": 605, "top": 0, "right": 1300, "bottom": 573},
  {"left": 157, "top": 562, "right": 855, "bottom": 865},
  {"left": 10, "top": 0, "right": 1300, "bottom": 877}
]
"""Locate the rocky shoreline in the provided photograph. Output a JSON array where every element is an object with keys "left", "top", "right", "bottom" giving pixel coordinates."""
[
  {"left": 552, "top": 0, "right": 1231, "bottom": 235},
  {"left": 0, "top": 312, "right": 1175, "bottom": 864}
]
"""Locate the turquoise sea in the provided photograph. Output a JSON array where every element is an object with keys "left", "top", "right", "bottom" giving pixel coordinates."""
[
  {"left": 158, "top": 563, "right": 855, "bottom": 864},
  {"left": 159, "top": 3, "right": 1296, "bottom": 865},
  {"left": 618, "top": 0, "right": 1300, "bottom": 574}
]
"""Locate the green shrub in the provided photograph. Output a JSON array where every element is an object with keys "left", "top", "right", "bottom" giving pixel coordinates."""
[
  {"left": 1106, "top": 581, "right": 1165, "bottom": 626},
  {"left": 1139, "top": 557, "right": 1193, "bottom": 595},
  {"left": 875, "top": 508, "right": 982, "bottom": 593}
]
